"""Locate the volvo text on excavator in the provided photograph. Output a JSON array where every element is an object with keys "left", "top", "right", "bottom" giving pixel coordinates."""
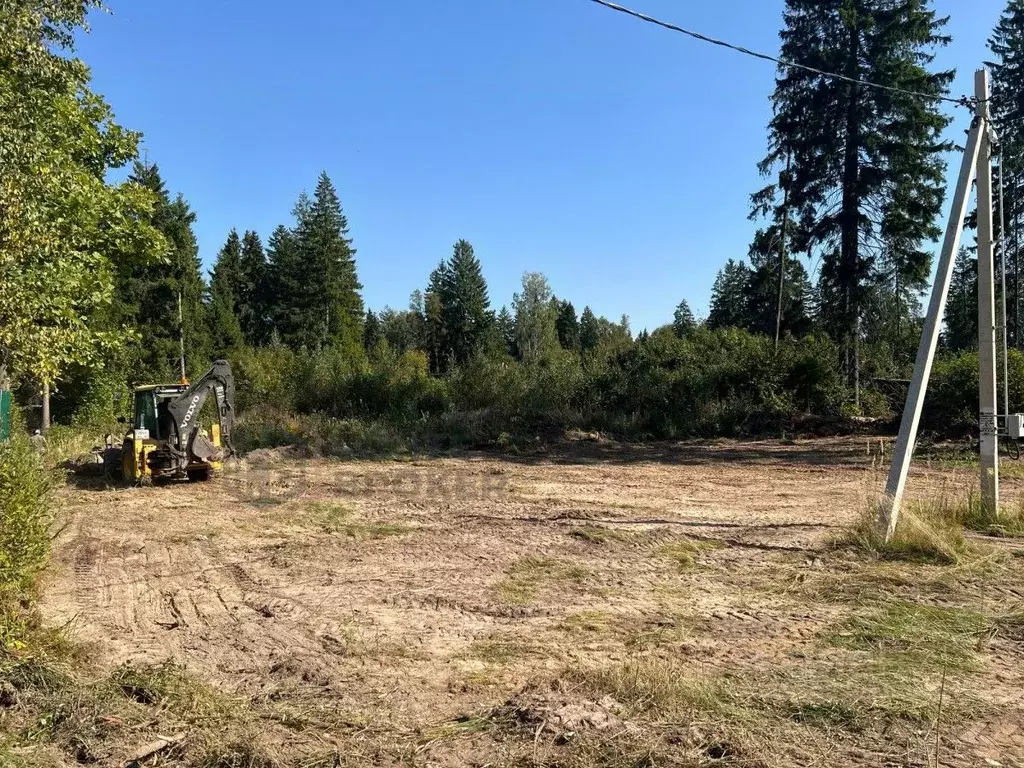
[{"left": 112, "top": 360, "right": 236, "bottom": 483}]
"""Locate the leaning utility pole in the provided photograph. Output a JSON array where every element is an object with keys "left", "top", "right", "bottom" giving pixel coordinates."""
[{"left": 880, "top": 70, "right": 998, "bottom": 539}]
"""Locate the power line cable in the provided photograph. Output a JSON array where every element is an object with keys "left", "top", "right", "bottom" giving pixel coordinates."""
[{"left": 586, "top": 0, "right": 976, "bottom": 109}]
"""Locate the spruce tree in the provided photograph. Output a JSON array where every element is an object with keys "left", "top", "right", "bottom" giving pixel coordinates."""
[
  {"left": 743, "top": 231, "right": 814, "bottom": 338},
  {"left": 295, "top": 173, "right": 364, "bottom": 351},
  {"left": 122, "top": 162, "right": 210, "bottom": 380},
  {"left": 238, "top": 230, "right": 271, "bottom": 346},
  {"left": 760, "top": 0, "right": 954, "bottom": 401},
  {"left": 440, "top": 240, "right": 491, "bottom": 364},
  {"left": 579, "top": 307, "right": 600, "bottom": 352},
  {"left": 707, "top": 259, "right": 752, "bottom": 329},
  {"left": 672, "top": 300, "right": 697, "bottom": 337},
  {"left": 207, "top": 230, "right": 244, "bottom": 357},
  {"left": 267, "top": 223, "right": 305, "bottom": 348},
  {"left": 363, "top": 310, "right": 383, "bottom": 352},
  {"left": 556, "top": 300, "right": 581, "bottom": 350},
  {"left": 425, "top": 261, "right": 450, "bottom": 373},
  {"left": 944, "top": 247, "right": 978, "bottom": 351},
  {"left": 989, "top": 1, "right": 1024, "bottom": 346},
  {"left": 496, "top": 305, "right": 517, "bottom": 357}
]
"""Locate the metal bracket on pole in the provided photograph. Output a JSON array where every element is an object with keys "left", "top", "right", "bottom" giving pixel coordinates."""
[{"left": 879, "top": 74, "right": 989, "bottom": 541}]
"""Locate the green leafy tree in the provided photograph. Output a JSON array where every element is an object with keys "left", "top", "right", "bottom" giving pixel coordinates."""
[
  {"left": 555, "top": 300, "right": 581, "bottom": 351},
  {"left": 707, "top": 259, "right": 752, "bottom": 329},
  {"left": 207, "top": 230, "right": 244, "bottom": 357},
  {"left": 672, "top": 300, "right": 697, "bottom": 337},
  {"left": 379, "top": 294, "right": 426, "bottom": 353},
  {"left": 759, "top": 0, "right": 954, "bottom": 400},
  {"left": 238, "top": 230, "right": 271, "bottom": 346},
  {"left": 513, "top": 272, "right": 559, "bottom": 364},
  {"left": 0, "top": 1, "right": 165, "bottom": 423},
  {"left": 579, "top": 306, "right": 600, "bottom": 352}
]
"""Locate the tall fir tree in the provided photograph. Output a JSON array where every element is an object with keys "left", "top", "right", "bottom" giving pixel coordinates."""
[
  {"left": 759, "top": 0, "right": 954, "bottom": 401},
  {"left": 238, "top": 230, "right": 271, "bottom": 346},
  {"left": 555, "top": 300, "right": 581, "bottom": 351},
  {"left": 121, "top": 162, "right": 210, "bottom": 380},
  {"left": 440, "top": 240, "right": 491, "bottom": 365},
  {"left": 294, "top": 173, "right": 364, "bottom": 351},
  {"left": 267, "top": 223, "right": 304, "bottom": 347},
  {"left": 496, "top": 305, "right": 517, "bottom": 357},
  {"left": 944, "top": 247, "right": 978, "bottom": 351},
  {"left": 579, "top": 306, "right": 600, "bottom": 353},
  {"left": 743, "top": 230, "right": 814, "bottom": 338},
  {"left": 207, "top": 230, "right": 244, "bottom": 357},
  {"left": 988, "top": 1, "right": 1024, "bottom": 346},
  {"left": 707, "top": 259, "right": 752, "bottom": 329},
  {"left": 363, "top": 310, "right": 383, "bottom": 352},
  {"left": 425, "top": 260, "right": 450, "bottom": 373},
  {"left": 672, "top": 300, "right": 697, "bottom": 337}
]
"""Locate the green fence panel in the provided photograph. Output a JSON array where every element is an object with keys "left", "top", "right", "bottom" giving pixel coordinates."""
[{"left": 0, "top": 389, "right": 10, "bottom": 442}]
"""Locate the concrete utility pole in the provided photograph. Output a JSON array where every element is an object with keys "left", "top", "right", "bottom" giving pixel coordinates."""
[
  {"left": 879, "top": 71, "right": 989, "bottom": 540},
  {"left": 977, "top": 69, "right": 1000, "bottom": 518}
]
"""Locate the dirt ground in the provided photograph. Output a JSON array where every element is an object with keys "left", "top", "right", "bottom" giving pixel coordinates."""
[{"left": 40, "top": 437, "right": 1024, "bottom": 767}]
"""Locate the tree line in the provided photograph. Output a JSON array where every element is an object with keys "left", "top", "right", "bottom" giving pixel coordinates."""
[{"left": 2, "top": 0, "right": 1023, "bottom": 435}]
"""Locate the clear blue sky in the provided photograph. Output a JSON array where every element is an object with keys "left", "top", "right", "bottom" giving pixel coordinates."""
[{"left": 77, "top": 0, "right": 1004, "bottom": 331}]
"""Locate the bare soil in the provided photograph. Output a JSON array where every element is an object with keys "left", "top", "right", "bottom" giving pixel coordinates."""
[{"left": 39, "top": 438, "right": 1024, "bottom": 766}]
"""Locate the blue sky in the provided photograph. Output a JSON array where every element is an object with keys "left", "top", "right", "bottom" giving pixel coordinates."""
[{"left": 77, "top": 0, "right": 1005, "bottom": 331}]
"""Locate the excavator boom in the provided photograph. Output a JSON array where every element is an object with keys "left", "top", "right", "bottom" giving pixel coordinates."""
[{"left": 166, "top": 359, "right": 236, "bottom": 456}]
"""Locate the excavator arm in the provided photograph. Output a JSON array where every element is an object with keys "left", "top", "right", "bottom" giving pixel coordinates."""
[{"left": 165, "top": 360, "right": 236, "bottom": 467}]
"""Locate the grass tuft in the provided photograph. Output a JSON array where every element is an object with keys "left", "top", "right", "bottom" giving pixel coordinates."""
[
  {"left": 826, "top": 601, "right": 988, "bottom": 673},
  {"left": 568, "top": 525, "right": 632, "bottom": 545},
  {"left": 572, "top": 658, "right": 732, "bottom": 718},
  {"left": 655, "top": 538, "right": 723, "bottom": 571},
  {"left": 493, "top": 556, "right": 590, "bottom": 606},
  {"left": 844, "top": 499, "right": 975, "bottom": 565},
  {"left": 304, "top": 502, "right": 411, "bottom": 539}
]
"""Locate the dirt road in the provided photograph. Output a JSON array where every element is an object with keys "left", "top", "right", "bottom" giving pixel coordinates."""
[{"left": 41, "top": 438, "right": 1024, "bottom": 766}]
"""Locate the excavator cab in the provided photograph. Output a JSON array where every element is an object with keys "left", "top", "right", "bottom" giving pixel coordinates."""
[{"left": 119, "top": 361, "right": 235, "bottom": 484}]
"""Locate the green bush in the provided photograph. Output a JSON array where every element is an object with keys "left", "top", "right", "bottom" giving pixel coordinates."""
[
  {"left": 1, "top": 432, "right": 53, "bottom": 648},
  {"left": 229, "top": 328, "right": 855, "bottom": 445}
]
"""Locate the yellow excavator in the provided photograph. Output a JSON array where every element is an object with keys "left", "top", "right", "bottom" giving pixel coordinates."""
[{"left": 110, "top": 360, "right": 236, "bottom": 484}]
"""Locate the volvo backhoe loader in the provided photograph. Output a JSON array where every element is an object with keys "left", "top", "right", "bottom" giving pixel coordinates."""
[{"left": 112, "top": 360, "right": 236, "bottom": 483}]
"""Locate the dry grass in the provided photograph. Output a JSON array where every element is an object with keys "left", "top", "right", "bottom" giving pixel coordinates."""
[
  {"left": 571, "top": 657, "right": 732, "bottom": 718},
  {"left": 655, "top": 537, "right": 723, "bottom": 571},
  {"left": 826, "top": 601, "right": 989, "bottom": 673},
  {"left": 844, "top": 499, "right": 977, "bottom": 565},
  {"left": 493, "top": 556, "right": 591, "bottom": 606},
  {"left": 567, "top": 525, "right": 635, "bottom": 545},
  {"left": 303, "top": 501, "right": 411, "bottom": 539}
]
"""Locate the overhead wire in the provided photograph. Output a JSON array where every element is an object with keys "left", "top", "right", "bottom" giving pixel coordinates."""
[{"left": 586, "top": 0, "right": 976, "bottom": 109}]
